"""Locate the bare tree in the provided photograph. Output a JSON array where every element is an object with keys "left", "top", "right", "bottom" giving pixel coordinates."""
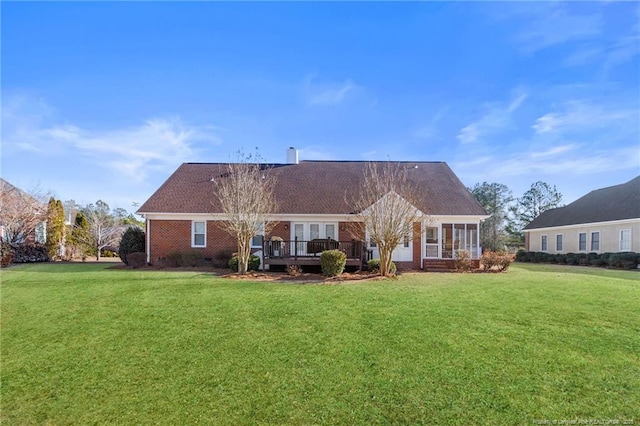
[
  {"left": 0, "top": 179, "right": 48, "bottom": 244},
  {"left": 79, "top": 200, "right": 124, "bottom": 260},
  {"left": 212, "top": 152, "right": 277, "bottom": 274},
  {"left": 352, "top": 162, "right": 425, "bottom": 277}
]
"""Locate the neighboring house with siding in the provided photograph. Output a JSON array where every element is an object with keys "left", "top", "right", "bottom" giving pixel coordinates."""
[
  {"left": 524, "top": 176, "right": 640, "bottom": 254},
  {"left": 137, "top": 149, "right": 488, "bottom": 270}
]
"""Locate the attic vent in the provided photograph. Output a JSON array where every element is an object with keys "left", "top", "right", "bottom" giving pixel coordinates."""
[{"left": 286, "top": 147, "right": 299, "bottom": 164}]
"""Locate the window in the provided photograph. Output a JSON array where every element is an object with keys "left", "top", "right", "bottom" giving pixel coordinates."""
[
  {"left": 541, "top": 235, "right": 548, "bottom": 251},
  {"left": 556, "top": 234, "right": 563, "bottom": 252},
  {"left": 620, "top": 229, "right": 631, "bottom": 251},
  {"left": 192, "top": 221, "right": 206, "bottom": 247},
  {"left": 310, "top": 224, "right": 320, "bottom": 240},
  {"left": 578, "top": 233, "right": 587, "bottom": 251},
  {"left": 403, "top": 234, "right": 410, "bottom": 248},
  {"left": 426, "top": 227, "right": 438, "bottom": 244},
  {"left": 369, "top": 238, "right": 377, "bottom": 248},
  {"left": 591, "top": 232, "right": 600, "bottom": 251},
  {"left": 251, "top": 224, "right": 264, "bottom": 248},
  {"left": 325, "top": 224, "right": 335, "bottom": 240}
]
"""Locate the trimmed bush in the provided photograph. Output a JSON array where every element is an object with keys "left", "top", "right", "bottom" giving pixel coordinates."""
[
  {"left": 455, "top": 250, "right": 474, "bottom": 272},
  {"left": 165, "top": 250, "right": 205, "bottom": 267},
  {"left": 609, "top": 252, "right": 639, "bottom": 270},
  {"left": 229, "top": 254, "right": 261, "bottom": 272},
  {"left": 515, "top": 249, "right": 528, "bottom": 262},
  {"left": 119, "top": 227, "right": 145, "bottom": 265},
  {"left": 367, "top": 258, "right": 397, "bottom": 275},
  {"left": 320, "top": 250, "right": 347, "bottom": 277},
  {"left": 481, "top": 251, "right": 512, "bottom": 272},
  {"left": 127, "top": 252, "right": 147, "bottom": 269},
  {"left": 212, "top": 249, "right": 234, "bottom": 268},
  {"left": 513, "top": 250, "right": 638, "bottom": 269}
]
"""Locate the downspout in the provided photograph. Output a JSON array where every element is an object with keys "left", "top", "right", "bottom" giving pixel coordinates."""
[
  {"left": 145, "top": 216, "right": 151, "bottom": 265},
  {"left": 420, "top": 219, "right": 425, "bottom": 270}
]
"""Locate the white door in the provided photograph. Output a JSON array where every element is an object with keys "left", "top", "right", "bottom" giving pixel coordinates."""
[{"left": 291, "top": 223, "right": 338, "bottom": 255}]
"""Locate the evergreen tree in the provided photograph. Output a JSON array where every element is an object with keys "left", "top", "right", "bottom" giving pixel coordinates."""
[
  {"left": 469, "top": 182, "right": 513, "bottom": 252},
  {"left": 508, "top": 181, "right": 563, "bottom": 245},
  {"left": 46, "top": 197, "right": 66, "bottom": 259},
  {"left": 69, "top": 212, "right": 94, "bottom": 258}
]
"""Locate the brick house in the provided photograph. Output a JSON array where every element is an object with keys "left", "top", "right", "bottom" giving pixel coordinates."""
[
  {"left": 0, "top": 178, "right": 47, "bottom": 244},
  {"left": 137, "top": 150, "right": 488, "bottom": 270}
]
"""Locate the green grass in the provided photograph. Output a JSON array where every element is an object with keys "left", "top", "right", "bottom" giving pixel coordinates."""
[{"left": 2, "top": 263, "right": 638, "bottom": 425}]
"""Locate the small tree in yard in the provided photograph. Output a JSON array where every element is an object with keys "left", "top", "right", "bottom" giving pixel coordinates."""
[
  {"left": 212, "top": 152, "right": 277, "bottom": 275},
  {"left": 77, "top": 200, "right": 123, "bottom": 261},
  {"left": 118, "top": 226, "right": 145, "bottom": 265},
  {"left": 352, "top": 162, "right": 425, "bottom": 277}
]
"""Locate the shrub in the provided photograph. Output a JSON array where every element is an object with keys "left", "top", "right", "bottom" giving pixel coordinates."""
[
  {"left": 590, "top": 258, "right": 608, "bottom": 267},
  {"left": 286, "top": 264, "right": 303, "bottom": 276},
  {"left": 320, "top": 250, "right": 347, "bottom": 277},
  {"left": 127, "top": 252, "right": 147, "bottom": 269},
  {"left": 609, "top": 252, "right": 639, "bottom": 269},
  {"left": 119, "top": 227, "right": 145, "bottom": 265},
  {"left": 515, "top": 249, "right": 528, "bottom": 262},
  {"left": 229, "top": 254, "right": 261, "bottom": 272},
  {"left": 1, "top": 243, "right": 14, "bottom": 267},
  {"left": 212, "top": 249, "right": 234, "bottom": 268},
  {"left": 5, "top": 243, "right": 50, "bottom": 263},
  {"left": 367, "top": 258, "right": 397, "bottom": 275},
  {"left": 165, "top": 250, "right": 205, "bottom": 267},
  {"left": 481, "top": 251, "right": 512, "bottom": 272},
  {"left": 455, "top": 250, "right": 474, "bottom": 272}
]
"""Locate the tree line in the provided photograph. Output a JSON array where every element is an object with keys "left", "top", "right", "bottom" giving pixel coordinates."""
[
  {"left": 468, "top": 181, "right": 563, "bottom": 252},
  {"left": 45, "top": 198, "right": 143, "bottom": 261}
]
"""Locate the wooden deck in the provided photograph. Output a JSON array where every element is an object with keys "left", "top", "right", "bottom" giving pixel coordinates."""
[{"left": 261, "top": 239, "right": 370, "bottom": 267}]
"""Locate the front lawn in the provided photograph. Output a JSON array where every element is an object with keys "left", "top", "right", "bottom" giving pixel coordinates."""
[{"left": 1, "top": 263, "right": 638, "bottom": 424}]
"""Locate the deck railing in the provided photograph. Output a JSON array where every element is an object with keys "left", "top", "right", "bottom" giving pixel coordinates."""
[{"left": 263, "top": 238, "right": 369, "bottom": 261}]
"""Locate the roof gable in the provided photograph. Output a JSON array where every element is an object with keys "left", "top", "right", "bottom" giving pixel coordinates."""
[
  {"left": 525, "top": 176, "right": 640, "bottom": 230},
  {"left": 138, "top": 161, "right": 487, "bottom": 216}
]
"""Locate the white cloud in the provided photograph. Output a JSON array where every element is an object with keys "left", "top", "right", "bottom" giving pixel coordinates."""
[
  {"left": 532, "top": 100, "right": 637, "bottom": 135},
  {"left": 457, "top": 90, "right": 528, "bottom": 144},
  {"left": 2, "top": 95, "right": 221, "bottom": 183},
  {"left": 509, "top": 3, "right": 603, "bottom": 55},
  {"left": 414, "top": 107, "right": 449, "bottom": 140},
  {"left": 303, "top": 75, "right": 361, "bottom": 107}
]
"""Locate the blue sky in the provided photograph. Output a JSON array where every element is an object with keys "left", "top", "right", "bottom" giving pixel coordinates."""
[{"left": 2, "top": 1, "right": 639, "bottom": 212}]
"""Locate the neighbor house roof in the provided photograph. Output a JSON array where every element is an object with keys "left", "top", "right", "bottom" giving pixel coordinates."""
[
  {"left": 525, "top": 176, "right": 640, "bottom": 230},
  {"left": 138, "top": 161, "right": 487, "bottom": 216}
]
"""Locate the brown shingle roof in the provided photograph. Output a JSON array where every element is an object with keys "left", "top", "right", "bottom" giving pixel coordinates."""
[
  {"left": 138, "top": 161, "right": 487, "bottom": 216},
  {"left": 525, "top": 176, "right": 640, "bottom": 230}
]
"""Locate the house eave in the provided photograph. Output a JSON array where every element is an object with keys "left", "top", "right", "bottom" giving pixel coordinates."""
[{"left": 524, "top": 217, "right": 640, "bottom": 233}]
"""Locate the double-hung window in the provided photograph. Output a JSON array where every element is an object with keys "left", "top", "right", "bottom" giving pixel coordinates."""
[
  {"left": 556, "top": 234, "right": 563, "bottom": 252},
  {"left": 620, "top": 229, "right": 631, "bottom": 252},
  {"left": 251, "top": 224, "right": 265, "bottom": 248},
  {"left": 192, "top": 221, "right": 206, "bottom": 247},
  {"left": 578, "top": 233, "right": 587, "bottom": 251},
  {"left": 590, "top": 232, "right": 600, "bottom": 251},
  {"left": 541, "top": 235, "right": 548, "bottom": 252}
]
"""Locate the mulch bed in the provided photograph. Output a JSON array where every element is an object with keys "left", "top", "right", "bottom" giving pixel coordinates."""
[{"left": 107, "top": 263, "right": 388, "bottom": 284}]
